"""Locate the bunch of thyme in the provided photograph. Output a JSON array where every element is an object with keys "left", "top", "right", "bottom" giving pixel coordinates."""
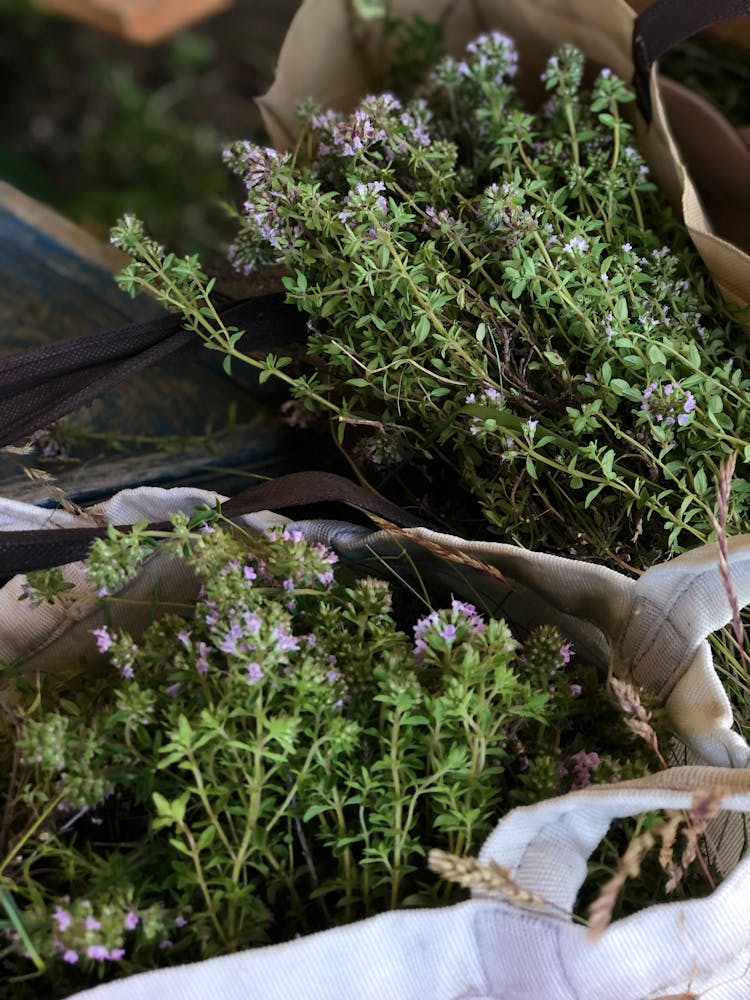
[
  {"left": 1, "top": 516, "right": 659, "bottom": 995},
  {"left": 113, "top": 32, "right": 750, "bottom": 570}
]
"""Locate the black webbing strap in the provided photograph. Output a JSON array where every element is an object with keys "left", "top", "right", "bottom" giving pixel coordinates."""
[
  {"left": 0, "top": 472, "right": 430, "bottom": 577},
  {"left": 0, "top": 294, "right": 306, "bottom": 448},
  {"left": 633, "top": 0, "right": 750, "bottom": 122}
]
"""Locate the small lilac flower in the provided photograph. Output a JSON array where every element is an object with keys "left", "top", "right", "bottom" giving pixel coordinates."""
[
  {"left": 63, "top": 949, "right": 79, "bottom": 964},
  {"left": 174, "top": 915, "right": 188, "bottom": 928},
  {"left": 243, "top": 611, "right": 262, "bottom": 634},
  {"left": 92, "top": 627, "right": 111, "bottom": 653},
  {"left": 621, "top": 243, "right": 632, "bottom": 252},
  {"left": 273, "top": 628, "right": 300, "bottom": 653},
  {"left": 123, "top": 911, "right": 139, "bottom": 931},
  {"left": 218, "top": 622, "right": 244, "bottom": 655},
  {"left": 196, "top": 641, "right": 211, "bottom": 675},
  {"left": 570, "top": 750, "right": 601, "bottom": 789},
  {"left": 246, "top": 662, "right": 264, "bottom": 685},
  {"left": 563, "top": 235, "right": 589, "bottom": 254},
  {"left": 160, "top": 939, "right": 173, "bottom": 950},
  {"left": 53, "top": 906, "right": 72, "bottom": 932},
  {"left": 108, "top": 948, "right": 126, "bottom": 961},
  {"left": 85, "top": 916, "right": 102, "bottom": 931},
  {"left": 439, "top": 624, "right": 457, "bottom": 642},
  {"left": 450, "top": 599, "right": 487, "bottom": 635},
  {"left": 120, "top": 664, "right": 135, "bottom": 680},
  {"left": 569, "top": 683, "right": 583, "bottom": 698},
  {"left": 177, "top": 629, "right": 191, "bottom": 649},
  {"left": 87, "top": 944, "right": 109, "bottom": 961},
  {"left": 243, "top": 565, "right": 257, "bottom": 582},
  {"left": 559, "top": 642, "right": 573, "bottom": 665}
]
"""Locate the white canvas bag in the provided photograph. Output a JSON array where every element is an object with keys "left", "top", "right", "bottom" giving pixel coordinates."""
[{"left": 66, "top": 766, "right": 750, "bottom": 1000}]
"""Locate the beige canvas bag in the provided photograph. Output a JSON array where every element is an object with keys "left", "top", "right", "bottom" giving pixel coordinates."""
[
  {"left": 3, "top": 485, "right": 750, "bottom": 774},
  {"left": 4, "top": 484, "right": 750, "bottom": 995},
  {"left": 258, "top": 0, "right": 750, "bottom": 311}
]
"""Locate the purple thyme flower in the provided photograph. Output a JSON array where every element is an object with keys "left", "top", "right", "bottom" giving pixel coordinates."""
[
  {"left": 450, "top": 599, "right": 487, "bottom": 635},
  {"left": 218, "top": 622, "right": 244, "bottom": 655},
  {"left": 87, "top": 944, "right": 109, "bottom": 961},
  {"left": 108, "top": 948, "right": 126, "bottom": 961},
  {"left": 570, "top": 750, "right": 601, "bottom": 789},
  {"left": 84, "top": 916, "right": 101, "bottom": 931},
  {"left": 123, "top": 911, "right": 139, "bottom": 931},
  {"left": 243, "top": 611, "right": 262, "bottom": 634},
  {"left": 246, "top": 662, "right": 264, "bottom": 685},
  {"left": 196, "top": 641, "right": 211, "bottom": 675},
  {"left": 92, "top": 627, "right": 111, "bottom": 653},
  {"left": 53, "top": 906, "right": 72, "bottom": 932},
  {"left": 272, "top": 627, "right": 300, "bottom": 653},
  {"left": 63, "top": 949, "right": 79, "bottom": 964},
  {"left": 563, "top": 235, "right": 589, "bottom": 254}
]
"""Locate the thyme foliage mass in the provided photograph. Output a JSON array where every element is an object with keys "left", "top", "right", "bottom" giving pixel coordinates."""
[
  {"left": 2, "top": 518, "right": 657, "bottom": 994},
  {"left": 219, "top": 34, "right": 749, "bottom": 565}
]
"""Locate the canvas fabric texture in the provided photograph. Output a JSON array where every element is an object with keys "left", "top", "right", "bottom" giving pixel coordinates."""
[
  {"left": 258, "top": 0, "right": 750, "bottom": 311},
  {"left": 66, "top": 767, "right": 750, "bottom": 1000}
]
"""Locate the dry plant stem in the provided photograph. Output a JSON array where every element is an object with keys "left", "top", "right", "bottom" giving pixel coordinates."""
[
  {"left": 709, "top": 454, "right": 749, "bottom": 673},
  {"left": 609, "top": 676, "right": 667, "bottom": 769},
  {"left": 588, "top": 791, "right": 722, "bottom": 940},
  {"left": 587, "top": 825, "right": 655, "bottom": 939},
  {"left": 428, "top": 848, "right": 549, "bottom": 911}
]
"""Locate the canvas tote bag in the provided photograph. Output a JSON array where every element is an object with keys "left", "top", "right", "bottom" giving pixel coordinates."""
[
  {"left": 258, "top": 0, "right": 750, "bottom": 311},
  {"left": 65, "top": 765, "right": 750, "bottom": 1000}
]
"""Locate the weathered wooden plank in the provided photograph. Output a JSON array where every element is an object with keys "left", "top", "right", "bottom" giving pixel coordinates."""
[{"left": 0, "top": 183, "right": 302, "bottom": 504}]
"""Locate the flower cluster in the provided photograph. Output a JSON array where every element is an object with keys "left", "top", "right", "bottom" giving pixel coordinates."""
[
  {"left": 639, "top": 380, "right": 696, "bottom": 437},
  {"left": 413, "top": 598, "right": 487, "bottom": 664}
]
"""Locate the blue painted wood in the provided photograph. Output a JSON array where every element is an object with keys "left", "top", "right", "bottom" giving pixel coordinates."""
[{"left": 0, "top": 183, "right": 302, "bottom": 504}]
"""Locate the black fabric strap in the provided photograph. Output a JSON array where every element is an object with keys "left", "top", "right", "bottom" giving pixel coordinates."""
[
  {"left": 0, "top": 294, "right": 306, "bottom": 447},
  {"left": 0, "top": 472, "right": 429, "bottom": 577},
  {"left": 633, "top": 0, "right": 750, "bottom": 122}
]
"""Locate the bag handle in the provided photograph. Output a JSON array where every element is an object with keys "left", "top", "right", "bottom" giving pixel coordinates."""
[
  {"left": 0, "top": 471, "right": 430, "bottom": 579},
  {"left": 0, "top": 294, "right": 305, "bottom": 448},
  {"left": 633, "top": 0, "right": 750, "bottom": 122}
]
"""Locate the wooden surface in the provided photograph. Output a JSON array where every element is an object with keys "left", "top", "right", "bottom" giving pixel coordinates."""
[
  {"left": 0, "top": 182, "right": 302, "bottom": 505},
  {"left": 35, "top": 0, "right": 234, "bottom": 44}
]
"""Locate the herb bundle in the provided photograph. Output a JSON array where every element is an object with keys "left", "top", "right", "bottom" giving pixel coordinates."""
[
  {"left": 1, "top": 516, "right": 659, "bottom": 995},
  {"left": 114, "top": 32, "right": 749, "bottom": 569}
]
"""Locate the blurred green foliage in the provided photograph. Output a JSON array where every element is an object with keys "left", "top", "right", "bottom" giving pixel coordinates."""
[{"left": 0, "top": 0, "right": 234, "bottom": 253}]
